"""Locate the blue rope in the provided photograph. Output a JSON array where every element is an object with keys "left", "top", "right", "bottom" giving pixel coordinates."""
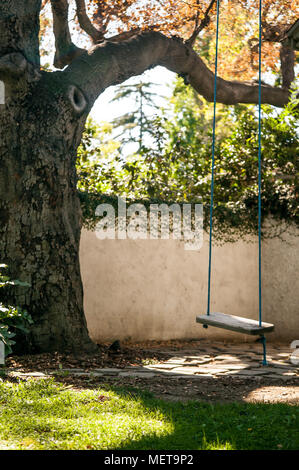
[
  {"left": 258, "top": 0, "right": 262, "bottom": 328},
  {"left": 258, "top": 0, "right": 268, "bottom": 366},
  {"left": 207, "top": 0, "right": 220, "bottom": 316}
]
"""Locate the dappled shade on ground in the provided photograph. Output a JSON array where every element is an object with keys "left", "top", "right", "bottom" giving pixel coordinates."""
[{"left": 0, "top": 379, "right": 298, "bottom": 450}]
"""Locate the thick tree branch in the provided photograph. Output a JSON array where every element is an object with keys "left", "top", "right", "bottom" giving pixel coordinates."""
[
  {"left": 63, "top": 32, "right": 290, "bottom": 111},
  {"left": 0, "top": 52, "right": 41, "bottom": 87},
  {"left": 75, "top": 0, "right": 105, "bottom": 43},
  {"left": 247, "top": 22, "right": 295, "bottom": 90},
  {"left": 50, "top": 0, "right": 85, "bottom": 69},
  {"left": 261, "top": 22, "right": 295, "bottom": 90},
  {"left": 280, "top": 43, "right": 295, "bottom": 89}
]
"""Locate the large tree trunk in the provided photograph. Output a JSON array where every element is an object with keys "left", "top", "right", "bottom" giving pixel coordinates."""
[
  {"left": 0, "top": 2, "right": 96, "bottom": 353},
  {"left": 0, "top": 73, "right": 95, "bottom": 353}
]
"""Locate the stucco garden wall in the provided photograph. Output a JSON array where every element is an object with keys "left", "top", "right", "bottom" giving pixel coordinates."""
[{"left": 80, "top": 224, "right": 299, "bottom": 343}]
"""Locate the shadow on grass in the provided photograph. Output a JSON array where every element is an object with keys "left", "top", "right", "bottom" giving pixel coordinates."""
[
  {"left": 100, "top": 384, "right": 299, "bottom": 451},
  {"left": 0, "top": 377, "right": 298, "bottom": 450}
]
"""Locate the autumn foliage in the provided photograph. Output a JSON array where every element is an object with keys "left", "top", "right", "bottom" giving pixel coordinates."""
[{"left": 41, "top": 0, "right": 298, "bottom": 82}]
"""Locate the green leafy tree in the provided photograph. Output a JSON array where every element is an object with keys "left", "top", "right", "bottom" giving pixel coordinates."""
[
  {"left": 78, "top": 79, "right": 298, "bottom": 240},
  {"left": 110, "top": 80, "right": 166, "bottom": 154}
]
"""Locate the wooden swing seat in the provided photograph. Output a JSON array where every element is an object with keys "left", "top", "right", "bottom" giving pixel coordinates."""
[{"left": 196, "top": 312, "right": 274, "bottom": 335}]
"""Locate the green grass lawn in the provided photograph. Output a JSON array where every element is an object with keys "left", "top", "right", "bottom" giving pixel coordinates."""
[{"left": 0, "top": 378, "right": 298, "bottom": 450}]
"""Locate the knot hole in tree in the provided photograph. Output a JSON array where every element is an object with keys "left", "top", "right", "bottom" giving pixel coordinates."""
[{"left": 68, "top": 85, "right": 87, "bottom": 114}]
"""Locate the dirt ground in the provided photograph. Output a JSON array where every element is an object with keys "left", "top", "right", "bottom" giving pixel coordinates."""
[{"left": 3, "top": 339, "right": 299, "bottom": 404}]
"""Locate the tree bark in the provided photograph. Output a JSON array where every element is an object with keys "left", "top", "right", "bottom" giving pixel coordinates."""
[
  {"left": 0, "top": 72, "right": 96, "bottom": 353},
  {"left": 0, "top": 2, "right": 96, "bottom": 353},
  {"left": 0, "top": 0, "right": 41, "bottom": 66}
]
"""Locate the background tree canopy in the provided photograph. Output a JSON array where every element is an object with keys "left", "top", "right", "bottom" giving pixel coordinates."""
[
  {"left": 69, "top": 0, "right": 298, "bottom": 241},
  {"left": 77, "top": 76, "right": 299, "bottom": 241}
]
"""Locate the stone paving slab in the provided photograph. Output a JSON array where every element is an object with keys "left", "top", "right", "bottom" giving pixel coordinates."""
[
  {"left": 118, "top": 372, "right": 157, "bottom": 378},
  {"left": 143, "top": 363, "right": 178, "bottom": 370}
]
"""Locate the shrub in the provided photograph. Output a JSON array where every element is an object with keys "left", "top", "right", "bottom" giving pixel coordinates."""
[{"left": 0, "top": 264, "right": 33, "bottom": 356}]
